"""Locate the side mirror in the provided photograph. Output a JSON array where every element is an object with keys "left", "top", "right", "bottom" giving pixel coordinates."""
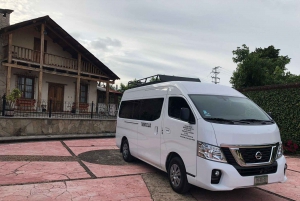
[
  {"left": 267, "top": 112, "right": 272, "bottom": 118},
  {"left": 180, "top": 107, "right": 190, "bottom": 122}
]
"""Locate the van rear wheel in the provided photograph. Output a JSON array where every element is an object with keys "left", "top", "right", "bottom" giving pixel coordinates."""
[
  {"left": 168, "top": 157, "right": 190, "bottom": 194},
  {"left": 122, "top": 139, "right": 134, "bottom": 162}
]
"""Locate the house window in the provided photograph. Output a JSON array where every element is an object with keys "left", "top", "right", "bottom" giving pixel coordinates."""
[
  {"left": 98, "top": 93, "right": 105, "bottom": 103},
  {"left": 109, "top": 94, "right": 115, "bottom": 103},
  {"left": 17, "top": 76, "right": 34, "bottom": 99},
  {"left": 80, "top": 84, "right": 88, "bottom": 103}
]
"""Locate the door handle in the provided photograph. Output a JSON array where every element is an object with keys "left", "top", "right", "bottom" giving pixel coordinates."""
[
  {"left": 165, "top": 127, "right": 170, "bottom": 134},
  {"left": 154, "top": 126, "right": 158, "bottom": 135}
]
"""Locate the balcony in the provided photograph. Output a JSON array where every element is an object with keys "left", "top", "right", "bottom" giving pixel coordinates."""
[{"left": 10, "top": 45, "right": 106, "bottom": 77}]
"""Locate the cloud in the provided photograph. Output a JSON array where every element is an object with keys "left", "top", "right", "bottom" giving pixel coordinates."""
[
  {"left": 90, "top": 37, "right": 122, "bottom": 50},
  {"left": 3, "top": 0, "right": 300, "bottom": 88},
  {"left": 0, "top": 0, "right": 63, "bottom": 24}
]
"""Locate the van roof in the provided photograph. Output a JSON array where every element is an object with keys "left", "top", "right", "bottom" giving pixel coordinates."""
[{"left": 125, "top": 81, "right": 245, "bottom": 97}]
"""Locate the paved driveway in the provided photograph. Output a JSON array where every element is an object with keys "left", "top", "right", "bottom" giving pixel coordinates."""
[{"left": 0, "top": 138, "right": 299, "bottom": 201}]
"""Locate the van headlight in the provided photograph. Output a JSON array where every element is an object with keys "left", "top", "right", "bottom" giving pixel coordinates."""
[
  {"left": 276, "top": 142, "right": 283, "bottom": 159},
  {"left": 197, "top": 141, "right": 227, "bottom": 163}
]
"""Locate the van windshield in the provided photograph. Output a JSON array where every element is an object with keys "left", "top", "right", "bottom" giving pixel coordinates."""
[{"left": 189, "top": 95, "right": 272, "bottom": 124}]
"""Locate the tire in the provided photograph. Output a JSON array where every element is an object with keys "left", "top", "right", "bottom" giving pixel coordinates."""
[
  {"left": 168, "top": 157, "right": 190, "bottom": 194},
  {"left": 122, "top": 139, "right": 134, "bottom": 162}
]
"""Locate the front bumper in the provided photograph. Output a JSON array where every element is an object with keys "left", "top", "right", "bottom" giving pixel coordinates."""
[{"left": 187, "top": 156, "right": 287, "bottom": 191}]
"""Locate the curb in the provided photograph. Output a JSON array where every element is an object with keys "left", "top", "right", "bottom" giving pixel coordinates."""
[{"left": 0, "top": 133, "right": 115, "bottom": 143}]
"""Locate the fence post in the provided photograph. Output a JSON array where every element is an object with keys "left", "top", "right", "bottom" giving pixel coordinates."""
[
  {"left": 49, "top": 98, "right": 52, "bottom": 118},
  {"left": 2, "top": 94, "right": 6, "bottom": 116},
  {"left": 91, "top": 101, "right": 94, "bottom": 119}
]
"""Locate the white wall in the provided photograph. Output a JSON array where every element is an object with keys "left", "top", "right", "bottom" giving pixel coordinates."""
[
  {"left": 10, "top": 69, "right": 98, "bottom": 104},
  {"left": 12, "top": 26, "right": 72, "bottom": 58}
]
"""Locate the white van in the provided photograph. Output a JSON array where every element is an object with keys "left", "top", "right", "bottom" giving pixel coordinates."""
[{"left": 116, "top": 75, "right": 287, "bottom": 194}]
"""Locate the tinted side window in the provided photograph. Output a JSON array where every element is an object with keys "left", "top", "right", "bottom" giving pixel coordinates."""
[
  {"left": 140, "top": 98, "right": 164, "bottom": 121},
  {"left": 168, "top": 97, "right": 195, "bottom": 123},
  {"left": 119, "top": 101, "right": 133, "bottom": 119},
  {"left": 131, "top": 100, "right": 141, "bottom": 119},
  {"left": 119, "top": 100, "right": 141, "bottom": 119}
]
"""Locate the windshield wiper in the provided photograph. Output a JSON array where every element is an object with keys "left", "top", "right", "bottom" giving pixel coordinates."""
[
  {"left": 204, "top": 118, "right": 235, "bottom": 124},
  {"left": 237, "top": 119, "right": 274, "bottom": 124}
]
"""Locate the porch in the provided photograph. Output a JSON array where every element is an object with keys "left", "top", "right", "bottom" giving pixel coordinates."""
[{"left": 1, "top": 97, "right": 118, "bottom": 119}]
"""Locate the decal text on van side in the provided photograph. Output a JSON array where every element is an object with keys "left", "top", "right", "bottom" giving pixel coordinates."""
[{"left": 141, "top": 122, "right": 151, "bottom": 127}]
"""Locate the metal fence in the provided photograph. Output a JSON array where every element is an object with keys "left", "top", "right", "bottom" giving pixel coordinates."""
[{"left": 1, "top": 95, "right": 118, "bottom": 119}]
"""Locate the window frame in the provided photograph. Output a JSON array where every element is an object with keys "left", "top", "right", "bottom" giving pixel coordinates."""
[
  {"left": 168, "top": 96, "right": 196, "bottom": 123},
  {"left": 118, "top": 98, "right": 164, "bottom": 121},
  {"left": 17, "top": 76, "right": 35, "bottom": 99},
  {"left": 80, "top": 84, "right": 88, "bottom": 103}
]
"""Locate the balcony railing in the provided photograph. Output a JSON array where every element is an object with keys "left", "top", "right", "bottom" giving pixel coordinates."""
[
  {"left": 10, "top": 45, "right": 105, "bottom": 76},
  {"left": 81, "top": 60, "right": 105, "bottom": 75},
  {"left": 12, "top": 45, "right": 40, "bottom": 63},
  {"left": 44, "top": 53, "right": 78, "bottom": 70}
]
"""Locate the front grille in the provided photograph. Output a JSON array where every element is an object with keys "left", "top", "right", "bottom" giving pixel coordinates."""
[
  {"left": 234, "top": 162, "right": 277, "bottom": 176},
  {"left": 221, "top": 146, "right": 278, "bottom": 176},
  {"left": 239, "top": 147, "right": 272, "bottom": 163},
  {"left": 222, "top": 147, "right": 238, "bottom": 165}
]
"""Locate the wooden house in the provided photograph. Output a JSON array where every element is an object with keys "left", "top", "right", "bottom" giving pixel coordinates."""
[{"left": 0, "top": 9, "right": 119, "bottom": 113}]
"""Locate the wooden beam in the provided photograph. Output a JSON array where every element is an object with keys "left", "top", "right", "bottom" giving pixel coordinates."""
[
  {"left": 38, "top": 24, "right": 45, "bottom": 108},
  {"left": 80, "top": 71, "right": 109, "bottom": 79},
  {"left": 76, "top": 53, "right": 81, "bottom": 113},
  {"left": 105, "top": 81, "right": 110, "bottom": 107},
  {"left": 6, "top": 33, "right": 13, "bottom": 95},
  {"left": 2, "top": 62, "right": 114, "bottom": 83},
  {"left": 3, "top": 62, "right": 41, "bottom": 72},
  {"left": 8, "top": 33, "right": 12, "bottom": 63},
  {"left": 6, "top": 66, "right": 11, "bottom": 95}
]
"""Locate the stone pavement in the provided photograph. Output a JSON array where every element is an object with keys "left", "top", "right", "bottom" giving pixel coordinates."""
[{"left": 0, "top": 138, "right": 298, "bottom": 201}]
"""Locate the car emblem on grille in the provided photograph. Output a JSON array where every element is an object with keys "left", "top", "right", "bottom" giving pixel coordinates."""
[{"left": 255, "top": 151, "right": 262, "bottom": 160}]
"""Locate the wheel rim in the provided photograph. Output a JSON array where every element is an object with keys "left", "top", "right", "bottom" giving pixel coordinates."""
[
  {"left": 123, "top": 143, "right": 129, "bottom": 159},
  {"left": 170, "top": 164, "right": 181, "bottom": 187}
]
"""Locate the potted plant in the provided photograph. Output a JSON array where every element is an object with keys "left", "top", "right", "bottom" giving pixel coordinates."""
[{"left": 5, "top": 88, "right": 22, "bottom": 116}]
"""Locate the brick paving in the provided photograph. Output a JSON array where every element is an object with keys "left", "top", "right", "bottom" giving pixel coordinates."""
[{"left": 0, "top": 138, "right": 298, "bottom": 201}]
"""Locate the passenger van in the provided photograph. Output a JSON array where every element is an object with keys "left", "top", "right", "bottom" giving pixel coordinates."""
[{"left": 116, "top": 75, "right": 287, "bottom": 194}]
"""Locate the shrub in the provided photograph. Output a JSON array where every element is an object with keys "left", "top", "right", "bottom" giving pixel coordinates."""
[{"left": 283, "top": 140, "right": 299, "bottom": 154}]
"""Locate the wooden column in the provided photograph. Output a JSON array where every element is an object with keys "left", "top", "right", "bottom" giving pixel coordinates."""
[
  {"left": 105, "top": 81, "right": 109, "bottom": 107},
  {"left": 76, "top": 53, "right": 81, "bottom": 113},
  {"left": 38, "top": 24, "right": 45, "bottom": 109},
  {"left": 6, "top": 33, "right": 13, "bottom": 95}
]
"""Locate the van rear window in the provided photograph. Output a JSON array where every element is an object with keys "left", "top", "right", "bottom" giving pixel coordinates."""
[{"left": 119, "top": 98, "right": 164, "bottom": 121}]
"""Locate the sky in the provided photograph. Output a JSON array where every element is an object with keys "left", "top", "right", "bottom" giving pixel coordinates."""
[{"left": 1, "top": 0, "right": 300, "bottom": 87}]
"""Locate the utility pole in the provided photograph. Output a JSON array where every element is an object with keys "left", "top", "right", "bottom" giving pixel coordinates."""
[{"left": 211, "top": 66, "right": 221, "bottom": 84}]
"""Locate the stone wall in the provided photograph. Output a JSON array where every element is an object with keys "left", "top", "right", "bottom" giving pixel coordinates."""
[{"left": 0, "top": 118, "right": 116, "bottom": 137}]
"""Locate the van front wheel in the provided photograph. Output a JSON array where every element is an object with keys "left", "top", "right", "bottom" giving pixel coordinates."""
[
  {"left": 122, "top": 139, "right": 134, "bottom": 162},
  {"left": 168, "top": 157, "right": 190, "bottom": 194}
]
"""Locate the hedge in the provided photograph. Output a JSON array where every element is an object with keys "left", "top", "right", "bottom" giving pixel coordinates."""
[{"left": 239, "top": 84, "right": 300, "bottom": 145}]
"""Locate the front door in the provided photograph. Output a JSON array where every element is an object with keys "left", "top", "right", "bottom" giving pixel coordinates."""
[
  {"left": 48, "top": 83, "right": 64, "bottom": 112},
  {"left": 162, "top": 96, "right": 198, "bottom": 176}
]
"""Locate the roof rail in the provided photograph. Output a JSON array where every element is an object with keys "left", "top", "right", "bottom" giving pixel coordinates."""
[{"left": 128, "top": 74, "right": 201, "bottom": 89}]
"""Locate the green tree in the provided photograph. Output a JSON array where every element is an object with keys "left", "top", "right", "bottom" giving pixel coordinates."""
[
  {"left": 118, "top": 83, "right": 129, "bottom": 93},
  {"left": 230, "top": 45, "right": 298, "bottom": 89}
]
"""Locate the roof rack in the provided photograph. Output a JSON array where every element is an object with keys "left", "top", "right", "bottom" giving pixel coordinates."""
[{"left": 128, "top": 74, "right": 201, "bottom": 89}]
